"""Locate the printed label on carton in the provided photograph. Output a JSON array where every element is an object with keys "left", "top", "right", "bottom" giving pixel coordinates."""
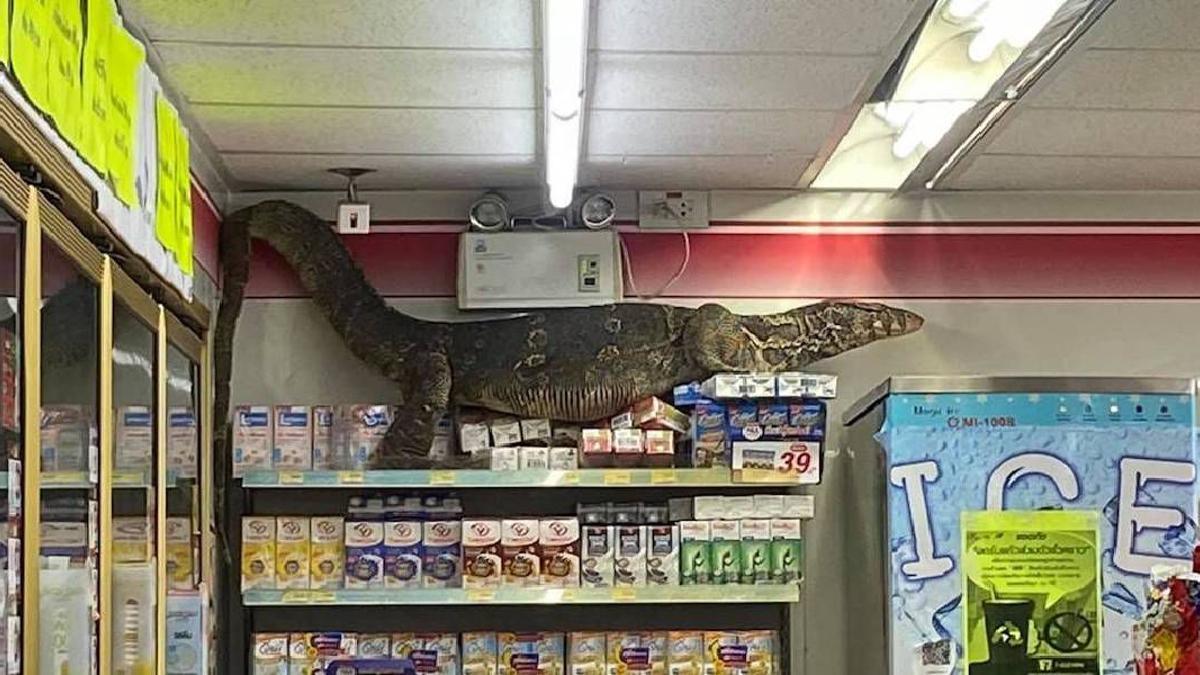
[
  {"left": 116, "top": 405, "right": 153, "bottom": 471},
  {"left": 393, "top": 633, "right": 460, "bottom": 675},
  {"left": 549, "top": 447, "right": 578, "bottom": 471},
  {"left": 274, "top": 516, "right": 310, "bottom": 589},
  {"left": 384, "top": 521, "right": 423, "bottom": 588},
  {"left": 499, "top": 633, "right": 564, "bottom": 675},
  {"left": 113, "top": 516, "right": 150, "bottom": 564},
  {"left": 491, "top": 447, "right": 519, "bottom": 471},
  {"left": 462, "top": 632, "right": 499, "bottom": 675},
  {"left": 568, "top": 632, "right": 606, "bottom": 675},
  {"left": 233, "top": 406, "right": 272, "bottom": 477},
  {"left": 709, "top": 520, "right": 741, "bottom": 586},
  {"left": 359, "top": 634, "right": 392, "bottom": 658},
  {"left": 462, "top": 519, "right": 502, "bottom": 588},
  {"left": 166, "top": 517, "right": 194, "bottom": 590},
  {"left": 422, "top": 520, "right": 462, "bottom": 587},
  {"left": 581, "top": 524, "right": 614, "bottom": 588},
  {"left": 606, "top": 632, "right": 667, "bottom": 675},
  {"left": 646, "top": 524, "right": 679, "bottom": 586},
  {"left": 241, "top": 517, "right": 275, "bottom": 590},
  {"left": 519, "top": 447, "right": 550, "bottom": 470},
  {"left": 679, "top": 521, "right": 710, "bottom": 585},
  {"left": 538, "top": 518, "right": 580, "bottom": 587},
  {"left": 667, "top": 632, "right": 704, "bottom": 675},
  {"left": 252, "top": 634, "right": 288, "bottom": 675},
  {"left": 167, "top": 406, "right": 198, "bottom": 478},
  {"left": 614, "top": 525, "right": 646, "bottom": 587},
  {"left": 520, "top": 418, "right": 552, "bottom": 442},
  {"left": 738, "top": 519, "right": 770, "bottom": 585},
  {"left": 769, "top": 519, "right": 803, "bottom": 584},
  {"left": 490, "top": 418, "right": 523, "bottom": 447},
  {"left": 272, "top": 405, "right": 313, "bottom": 470},
  {"left": 310, "top": 516, "right": 344, "bottom": 589},
  {"left": 345, "top": 520, "right": 384, "bottom": 588},
  {"left": 311, "top": 406, "right": 336, "bottom": 470},
  {"left": 501, "top": 519, "right": 540, "bottom": 586}
]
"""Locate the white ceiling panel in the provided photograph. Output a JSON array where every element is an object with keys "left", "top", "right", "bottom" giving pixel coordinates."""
[
  {"left": 593, "top": 0, "right": 912, "bottom": 55},
  {"left": 983, "top": 108, "right": 1200, "bottom": 158},
  {"left": 1023, "top": 50, "right": 1200, "bottom": 111},
  {"left": 582, "top": 153, "right": 811, "bottom": 189},
  {"left": 591, "top": 53, "right": 875, "bottom": 111},
  {"left": 587, "top": 110, "right": 838, "bottom": 156},
  {"left": 157, "top": 44, "right": 536, "bottom": 108},
  {"left": 1085, "top": 0, "right": 1200, "bottom": 51},
  {"left": 949, "top": 154, "right": 1200, "bottom": 190},
  {"left": 195, "top": 106, "right": 535, "bottom": 155},
  {"left": 226, "top": 154, "right": 539, "bottom": 191},
  {"left": 119, "top": 0, "right": 534, "bottom": 49}
]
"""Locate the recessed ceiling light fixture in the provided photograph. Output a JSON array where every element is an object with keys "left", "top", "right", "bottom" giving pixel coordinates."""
[
  {"left": 810, "top": 0, "right": 1107, "bottom": 191},
  {"left": 541, "top": 0, "right": 590, "bottom": 209}
]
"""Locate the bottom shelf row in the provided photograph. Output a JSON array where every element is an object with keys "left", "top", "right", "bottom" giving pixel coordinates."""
[{"left": 253, "top": 629, "right": 782, "bottom": 675}]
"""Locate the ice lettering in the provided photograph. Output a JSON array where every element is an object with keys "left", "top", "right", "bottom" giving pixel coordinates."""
[
  {"left": 985, "top": 453, "right": 1079, "bottom": 510},
  {"left": 890, "top": 461, "right": 953, "bottom": 580},
  {"left": 1114, "top": 457, "right": 1195, "bottom": 574}
]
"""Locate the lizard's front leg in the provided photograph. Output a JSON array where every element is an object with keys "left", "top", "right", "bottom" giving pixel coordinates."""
[{"left": 372, "top": 353, "right": 484, "bottom": 469}]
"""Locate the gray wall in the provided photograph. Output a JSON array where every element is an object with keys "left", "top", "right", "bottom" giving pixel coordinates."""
[{"left": 232, "top": 298, "right": 1200, "bottom": 675}]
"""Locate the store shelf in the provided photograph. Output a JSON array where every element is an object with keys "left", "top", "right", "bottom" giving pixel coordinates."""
[
  {"left": 41, "top": 469, "right": 178, "bottom": 489},
  {"left": 243, "top": 584, "right": 800, "bottom": 606},
  {"left": 242, "top": 467, "right": 742, "bottom": 489}
]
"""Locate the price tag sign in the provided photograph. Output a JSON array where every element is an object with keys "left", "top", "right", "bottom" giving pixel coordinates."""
[
  {"left": 429, "top": 471, "right": 457, "bottom": 486},
  {"left": 612, "top": 588, "right": 637, "bottom": 602},
  {"left": 650, "top": 469, "right": 677, "bottom": 485},
  {"left": 561, "top": 471, "right": 580, "bottom": 485},
  {"left": 281, "top": 591, "right": 312, "bottom": 604},
  {"left": 604, "top": 470, "right": 632, "bottom": 486},
  {"left": 278, "top": 471, "right": 304, "bottom": 485},
  {"left": 338, "top": 470, "right": 364, "bottom": 484},
  {"left": 467, "top": 589, "right": 495, "bottom": 603},
  {"left": 732, "top": 441, "right": 821, "bottom": 485}
]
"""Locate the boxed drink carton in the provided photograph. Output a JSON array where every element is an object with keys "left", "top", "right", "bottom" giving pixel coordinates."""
[
  {"left": 233, "top": 405, "right": 272, "bottom": 477},
  {"left": 392, "top": 633, "right": 459, "bottom": 675},
  {"left": 166, "top": 517, "right": 194, "bottom": 591},
  {"left": 241, "top": 517, "right": 275, "bottom": 590},
  {"left": 689, "top": 400, "right": 727, "bottom": 468},
  {"left": 757, "top": 402, "right": 789, "bottom": 427},
  {"left": 114, "top": 516, "right": 151, "bottom": 564},
  {"left": 41, "top": 404, "right": 91, "bottom": 474},
  {"left": 580, "top": 523, "right": 614, "bottom": 588},
  {"left": 580, "top": 429, "right": 613, "bottom": 468},
  {"left": 568, "top": 632, "right": 607, "bottom": 675},
  {"left": 462, "top": 633, "right": 499, "bottom": 675},
  {"left": 703, "top": 632, "right": 748, "bottom": 675},
  {"left": 646, "top": 523, "right": 679, "bottom": 586},
  {"left": 740, "top": 630, "right": 778, "bottom": 675},
  {"left": 549, "top": 447, "right": 578, "bottom": 471},
  {"left": 709, "top": 520, "right": 741, "bottom": 585},
  {"left": 462, "top": 519, "right": 502, "bottom": 588},
  {"left": 538, "top": 517, "right": 580, "bottom": 587},
  {"left": 606, "top": 632, "right": 667, "bottom": 675},
  {"left": 252, "top": 634, "right": 288, "bottom": 675},
  {"left": 643, "top": 430, "right": 674, "bottom": 467},
  {"left": 167, "top": 406, "right": 198, "bottom": 478},
  {"left": 116, "top": 405, "right": 153, "bottom": 471},
  {"left": 491, "top": 447, "right": 519, "bottom": 471},
  {"left": 499, "top": 633, "right": 564, "bottom": 675},
  {"left": 667, "top": 632, "right": 704, "bottom": 675},
  {"left": 359, "top": 634, "right": 392, "bottom": 659},
  {"left": 612, "top": 428, "right": 643, "bottom": 468},
  {"left": 786, "top": 401, "right": 825, "bottom": 437},
  {"left": 345, "top": 405, "right": 390, "bottom": 469},
  {"left": 166, "top": 592, "right": 205, "bottom": 674},
  {"left": 422, "top": 520, "right": 462, "bottom": 587},
  {"left": 311, "top": 405, "right": 336, "bottom": 469},
  {"left": 738, "top": 520, "right": 770, "bottom": 585},
  {"left": 519, "top": 447, "right": 550, "bottom": 470},
  {"left": 272, "top": 405, "right": 312, "bottom": 470},
  {"left": 769, "top": 519, "right": 802, "bottom": 583},
  {"left": 490, "top": 417, "right": 523, "bottom": 447},
  {"left": 383, "top": 521, "right": 422, "bottom": 589},
  {"left": 679, "top": 521, "right": 710, "bottom": 585},
  {"left": 614, "top": 524, "right": 646, "bottom": 586},
  {"left": 310, "top": 516, "right": 344, "bottom": 589},
  {"left": 288, "top": 632, "right": 357, "bottom": 674},
  {"left": 275, "top": 516, "right": 310, "bottom": 590},
  {"left": 502, "top": 518, "right": 540, "bottom": 586},
  {"left": 521, "top": 418, "right": 552, "bottom": 442},
  {"left": 345, "top": 520, "right": 384, "bottom": 589}
]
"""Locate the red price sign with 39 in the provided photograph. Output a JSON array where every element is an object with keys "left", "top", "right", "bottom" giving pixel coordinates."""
[
  {"left": 734, "top": 440, "right": 821, "bottom": 484},
  {"left": 775, "top": 445, "right": 814, "bottom": 475}
]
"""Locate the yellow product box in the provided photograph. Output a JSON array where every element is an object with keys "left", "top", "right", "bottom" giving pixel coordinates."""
[
  {"left": 166, "top": 517, "right": 194, "bottom": 591},
  {"left": 310, "top": 516, "right": 345, "bottom": 589},
  {"left": 739, "top": 631, "right": 776, "bottom": 675},
  {"left": 462, "top": 632, "right": 499, "bottom": 675},
  {"left": 568, "top": 632, "right": 607, "bottom": 675},
  {"left": 276, "top": 516, "right": 310, "bottom": 589},
  {"left": 113, "top": 516, "right": 151, "bottom": 564},
  {"left": 251, "top": 633, "right": 288, "bottom": 675},
  {"left": 241, "top": 516, "right": 276, "bottom": 590},
  {"left": 499, "top": 632, "right": 564, "bottom": 675},
  {"left": 668, "top": 632, "right": 704, "bottom": 675},
  {"left": 703, "top": 631, "right": 776, "bottom": 675},
  {"left": 606, "top": 632, "right": 667, "bottom": 675}
]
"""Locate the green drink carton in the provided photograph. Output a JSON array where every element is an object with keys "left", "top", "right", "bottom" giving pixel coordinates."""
[
  {"left": 739, "top": 519, "right": 770, "bottom": 584},
  {"left": 769, "top": 518, "right": 803, "bottom": 583},
  {"left": 709, "top": 520, "right": 741, "bottom": 585},
  {"left": 679, "top": 521, "right": 710, "bottom": 585}
]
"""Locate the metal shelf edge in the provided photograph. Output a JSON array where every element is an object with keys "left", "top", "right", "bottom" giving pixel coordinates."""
[
  {"left": 240, "top": 468, "right": 742, "bottom": 489},
  {"left": 243, "top": 584, "right": 801, "bottom": 606}
]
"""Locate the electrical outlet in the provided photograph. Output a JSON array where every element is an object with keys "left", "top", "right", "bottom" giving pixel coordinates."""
[
  {"left": 637, "top": 190, "right": 710, "bottom": 229},
  {"left": 337, "top": 202, "right": 371, "bottom": 234},
  {"left": 578, "top": 254, "right": 601, "bottom": 292}
]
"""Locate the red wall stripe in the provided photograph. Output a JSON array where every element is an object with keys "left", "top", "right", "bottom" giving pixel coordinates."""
[
  {"left": 191, "top": 183, "right": 221, "bottom": 279},
  {"left": 244, "top": 231, "right": 1200, "bottom": 300}
]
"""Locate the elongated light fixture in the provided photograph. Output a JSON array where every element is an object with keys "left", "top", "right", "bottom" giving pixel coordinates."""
[{"left": 542, "top": 0, "right": 589, "bottom": 208}]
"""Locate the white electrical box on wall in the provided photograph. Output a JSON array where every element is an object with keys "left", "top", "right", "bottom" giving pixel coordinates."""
[{"left": 457, "top": 231, "right": 623, "bottom": 310}]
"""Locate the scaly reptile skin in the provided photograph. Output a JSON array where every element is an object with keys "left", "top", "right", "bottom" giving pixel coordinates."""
[{"left": 213, "top": 200, "right": 923, "bottom": 468}]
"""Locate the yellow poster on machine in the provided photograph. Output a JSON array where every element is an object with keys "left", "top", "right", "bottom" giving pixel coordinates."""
[
  {"left": 175, "top": 126, "right": 193, "bottom": 275},
  {"left": 81, "top": 0, "right": 117, "bottom": 175},
  {"left": 47, "top": 0, "right": 84, "bottom": 149},
  {"left": 0, "top": 0, "right": 11, "bottom": 66},
  {"left": 106, "top": 27, "right": 144, "bottom": 207},
  {"left": 155, "top": 94, "right": 178, "bottom": 255},
  {"left": 962, "top": 510, "right": 1101, "bottom": 675},
  {"left": 11, "top": 0, "right": 51, "bottom": 114}
]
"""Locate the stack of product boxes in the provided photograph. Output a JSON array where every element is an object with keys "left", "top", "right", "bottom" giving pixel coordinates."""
[
  {"left": 232, "top": 404, "right": 405, "bottom": 477},
  {"left": 251, "top": 630, "right": 780, "bottom": 675},
  {"left": 242, "top": 495, "right": 809, "bottom": 592}
]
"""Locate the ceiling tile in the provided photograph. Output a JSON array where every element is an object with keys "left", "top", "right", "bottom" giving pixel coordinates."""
[
  {"left": 948, "top": 154, "right": 1200, "bottom": 190},
  {"left": 591, "top": 52, "right": 875, "bottom": 111},
  {"left": 582, "top": 154, "right": 811, "bottom": 189},
  {"left": 593, "top": 0, "right": 912, "bottom": 55},
  {"left": 194, "top": 105, "right": 536, "bottom": 155},
  {"left": 1024, "top": 49, "right": 1200, "bottom": 111},
  {"left": 225, "top": 154, "right": 539, "bottom": 191},
  {"left": 120, "top": 0, "right": 535, "bottom": 49},
  {"left": 587, "top": 110, "right": 838, "bottom": 156},
  {"left": 157, "top": 43, "right": 536, "bottom": 108},
  {"left": 1086, "top": 0, "right": 1200, "bottom": 51},
  {"left": 982, "top": 108, "right": 1200, "bottom": 158}
]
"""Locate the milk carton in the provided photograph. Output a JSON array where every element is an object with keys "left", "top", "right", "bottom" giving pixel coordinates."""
[
  {"left": 740, "top": 630, "right": 777, "bottom": 675},
  {"left": 383, "top": 521, "right": 422, "bottom": 589},
  {"left": 568, "top": 632, "right": 607, "bottom": 675},
  {"left": 499, "top": 633, "right": 564, "bottom": 675},
  {"left": 167, "top": 406, "right": 198, "bottom": 478},
  {"left": 272, "top": 406, "right": 312, "bottom": 470},
  {"left": 501, "top": 519, "right": 540, "bottom": 586},
  {"left": 422, "top": 520, "right": 462, "bottom": 587},
  {"left": 614, "top": 524, "right": 646, "bottom": 587},
  {"left": 233, "top": 405, "right": 272, "bottom": 477},
  {"left": 358, "top": 634, "right": 392, "bottom": 659},
  {"left": 462, "top": 519, "right": 502, "bottom": 588},
  {"left": 289, "top": 632, "right": 357, "bottom": 674},
  {"left": 252, "top": 634, "right": 288, "bottom": 675},
  {"left": 116, "top": 405, "right": 153, "bottom": 471},
  {"left": 310, "top": 516, "right": 344, "bottom": 589},
  {"left": 678, "top": 521, "right": 709, "bottom": 585},
  {"left": 311, "top": 406, "right": 336, "bottom": 470},
  {"left": 738, "top": 520, "right": 770, "bottom": 585},
  {"left": 113, "top": 516, "right": 150, "bottom": 564},
  {"left": 646, "top": 524, "right": 679, "bottom": 586},
  {"left": 344, "top": 520, "right": 384, "bottom": 588},
  {"left": 606, "top": 632, "right": 667, "bottom": 675},
  {"left": 463, "top": 633, "right": 499, "bottom": 675},
  {"left": 41, "top": 405, "right": 90, "bottom": 474},
  {"left": 703, "top": 632, "right": 747, "bottom": 675},
  {"left": 241, "top": 517, "right": 275, "bottom": 590},
  {"left": 667, "top": 632, "right": 704, "bottom": 675},
  {"left": 709, "top": 521, "right": 741, "bottom": 585},
  {"left": 166, "top": 517, "right": 194, "bottom": 591},
  {"left": 538, "top": 518, "right": 580, "bottom": 587},
  {"left": 346, "top": 405, "right": 390, "bottom": 469},
  {"left": 769, "top": 519, "right": 802, "bottom": 583},
  {"left": 580, "top": 523, "right": 614, "bottom": 588},
  {"left": 275, "top": 516, "right": 310, "bottom": 590},
  {"left": 392, "top": 633, "right": 459, "bottom": 675}
]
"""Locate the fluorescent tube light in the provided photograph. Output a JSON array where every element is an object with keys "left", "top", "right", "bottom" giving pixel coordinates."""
[{"left": 542, "top": 0, "right": 589, "bottom": 209}]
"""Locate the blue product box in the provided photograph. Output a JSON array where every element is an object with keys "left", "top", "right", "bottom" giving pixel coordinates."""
[
  {"left": 726, "top": 402, "right": 759, "bottom": 430},
  {"left": 672, "top": 381, "right": 707, "bottom": 408},
  {"left": 166, "top": 592, "right": 205, "bottom": 674},
  {"left": 879, "top": 392, "right": 1196, "bottom": 675},
  {"left": 758, "top": 402, "right": 789, "bottom": 427}
]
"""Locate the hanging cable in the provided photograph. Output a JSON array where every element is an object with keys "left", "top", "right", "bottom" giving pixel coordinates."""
[{"left": 619, "top": 230, "right": 691, "bottom": 301}]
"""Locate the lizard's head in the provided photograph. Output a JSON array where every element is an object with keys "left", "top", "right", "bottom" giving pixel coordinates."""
[{"left": 688, "top": 301, "right": 924, "bottom": 372}]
